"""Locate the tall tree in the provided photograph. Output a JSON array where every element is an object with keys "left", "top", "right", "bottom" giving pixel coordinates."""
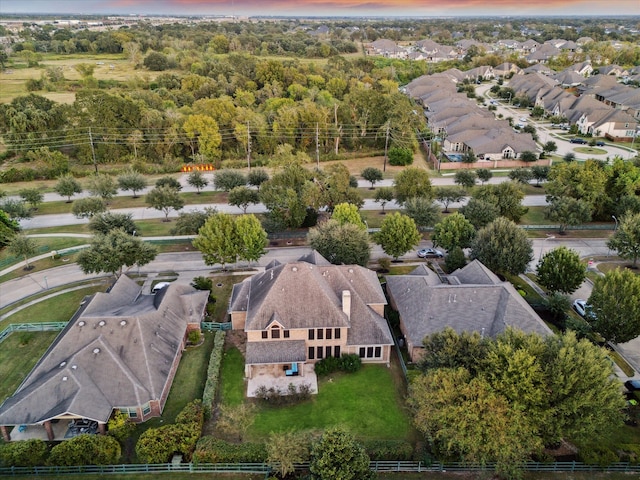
[
  {"left": 228, "top": 186, "right": 260, "bottom": 214},
  {"left": 470, "top": 217, "right": 533, "bottom": 275},
  {"left": 454, "top": 170, "right": 477, "bottom": 189},
  {"left": 431, "top": 212, "right": 476, "bottom": 251},
  {"left": 8, "top": 234, "right": 38, "bottom": 270},
  {"left": 145, "top": 186, "right": 184, "bottom": 221},
  {"left": 546, "top": 197, "right": 592, "bottom": 234},
  {"left": 375, "top": 212, "right": 421, "bottom": 260},
  {"left": 361, "top": 167, "right": 383, "bottom": 189},
  {"left": 331, "top": 202, "right": 366, "bottom": 230},
  {"left": 0, "top": 210, "right": 20, "bottom": 247},
  {"left": 170, "top": 209, "right": 216, "bottom": 236},
  {"left": 88, "top": 212, "right": 137, "bottom": 236},
  {"left": 309, "top": 427, "right": 374, "bottom": 480},
  {"left": 588, "top": 268, "right": 640, "bottom": 344},
  {"left": 374, "top": 187, "right": 394, "bottom": 213},
  {"left": 473, "top": 182, "right": 527, "bottom": 223},
  {"left": 546, "top": 160, "right": 608, "bottom": 218},
  {"left": 117, "top": 169, "right": 147, "bottom": 198},
  {"left": 402, "top": 197, "right": 441, "bottom": 229},
  {"left": 186, "top": 170, "right": 209, "bottom": 194},
  {"left": 393, "top": 167, "right": 432, "bottom": 204},
  {"left": 71, "top": 197, "right": 106, "bottom": 219},
  {"left": 536, "top": 246, "right": 586, "bottom": 294},
  {"left": 155, "top": 176, "right": 182, "bottom": 191},
  {"left": 308, "top": 219, "right": 371, "bottom": 267},
  {"left": 247, "top": 168, "right": 269, "bottom": 191},
  {"left": 183, "top": 114, "right": 222, "bottom": 159},
  {"left": 0, "top": 199, "right": 32, "bottom": 221},
  {"left": 214, "top": 170, "right": 247, "bottom": 192},
  {"left": 19, "top": 188, "right": 43, "bottom": 211},
  {"left": 267, "top": 431, "right": 311, "bottom": 479},
  {"left": 77, "top": 229, "right": 157, "bottom": 277},
  {"left": 476, "top": 168, "right": 493, "bottom": 185},
  {"left": 54, "top": 174, "right": 83, "bottom": 202},
  {"left": 458, "top": 198, "right": 499, "bottom": 229},
  {"left": 193, "top": 212, "right": 240, "bottom": 270},
  {"left": 235, "top": 214, "right": 268, "bottom": 265},
  {"left": 607, "top": 211, "right": 640, "bottom": 266},
  {"left": 87, "top": 173, "right": 118, "bottom": 202},
  {"left": 434, "top": 186, "right": 466, "bottom": 213}
]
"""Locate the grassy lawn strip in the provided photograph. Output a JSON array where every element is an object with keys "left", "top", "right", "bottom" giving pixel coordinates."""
[
  {"left": 220, "top": 347, "right": 245, "bottom": 407},
  {"left": 247, "top": 364, "right": 412, "bottom": 442},
  {"left": 0, "top": 331, "right": 60, "bottom": 403},
  {"left": 1, "top": 285, "right": 107, "bottom": 327}
]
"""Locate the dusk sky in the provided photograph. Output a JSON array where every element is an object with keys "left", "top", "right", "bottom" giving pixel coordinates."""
[{"left": 2, "top": 0, "right": 639, "bottom": 17}]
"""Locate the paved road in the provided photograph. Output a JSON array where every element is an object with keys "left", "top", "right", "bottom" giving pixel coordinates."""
[
  {"left": 1, "top": 238, "right": 610, "bottom": 310},
  {"left": 18, "top": 193, "right": 550, "bottom": 230}
]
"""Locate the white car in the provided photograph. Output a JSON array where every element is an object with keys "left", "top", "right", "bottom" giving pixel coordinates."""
[
  {"left": 152, "top": 282, "right": 171, "bottom": 293},
  {"left": 572, "top": 299, "right": 591, "bottom": 318},
  {"left": 519, "top": 117, "right": 528, "bottom": 122}
]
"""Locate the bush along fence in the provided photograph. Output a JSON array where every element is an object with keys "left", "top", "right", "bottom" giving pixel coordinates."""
[
  {"left": 202, "top": 330, "right": 226, "bottom": 418},
  {"left": 2, "top": 460, "right": 640, "bottom": 477}
]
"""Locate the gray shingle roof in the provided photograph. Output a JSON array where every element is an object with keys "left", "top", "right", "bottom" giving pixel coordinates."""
[
  {"left": 386, "top": 260, "right": 552, "bottom": 349},
  {"left": 246, "top": 340, "right": 306, "bottom": 364},
  {"left": 0, "top": 276, "right": 209, "bottom": 426}
]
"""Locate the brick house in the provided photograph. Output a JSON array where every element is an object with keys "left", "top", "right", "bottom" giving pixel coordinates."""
[
  {"left": 0, "top": 275, "right": 209, "bottom": 442},
  {"left": 228, "top": 252, "right": 393, "bottom": 383}
]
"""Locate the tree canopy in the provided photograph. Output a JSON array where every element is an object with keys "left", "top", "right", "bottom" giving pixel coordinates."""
[
  {"left": 607, "top": 211, "right": 640, "bottom": 266},
  {"left": 470, "top": 217, "right": 533, "bottom": 275},
  {"left": 431, "top": 212, "right": 475, "bottom": 251},
  {"left": 374, "top": 212, "right": 421, "bottom": 260},
  {"left": 536, "top": 246, "right": 586, "bottom": 294},
  {"left": 308, "top": 219, "right": 371, "bottom": 266}
]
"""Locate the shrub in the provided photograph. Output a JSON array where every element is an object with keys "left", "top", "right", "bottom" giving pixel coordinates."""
[
  {"left": 314, "top": 356, "right": 341, "bottom": 376},
  {"left": 388, "top": 147, "right": 413, "bottom": 166},
  {"left": 193, "top": 437, "right": 267, "bottom": 463},
  {"left": 0, "top": 439, "right": 48, "bottom": 467},
  {"left": 339, "top": 354, "right": 362, "bottom": 373},
  {"left": 254, "top": 383, "right": 313, "bottom": 406},
  {"left": 136, "top": 400, "right": 204, "bottom": 463},
  {"left": 107, "top": 410, "right": 136, "bottom": 444},
  {"left": 48, "top": 434, "right": 121, "bottom": 466},
  {"left": 202, "top": 331, "right": 225, "bottom": 419},
  {"left": 188, "top": 330, "right": 201, "bottom": 345},
  {"left": 191, "top": 276, "right": 213, "bottom": 292},
  {"left": 362, "top": 440, "right": 414, "bottom": 461},
  {"left": 378, "top": 257, "right": 391, "bottom": 272},
  {"left": 578, "top": 445, "right": 620, "bottom": 466}
]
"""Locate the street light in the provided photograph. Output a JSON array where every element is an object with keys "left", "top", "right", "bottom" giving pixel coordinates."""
[
  {"left": 612, "top": 215, "right": 618, "bottom": 231},
  {"left": 538, "top": 234, "right": 556, "bottom": 262}
]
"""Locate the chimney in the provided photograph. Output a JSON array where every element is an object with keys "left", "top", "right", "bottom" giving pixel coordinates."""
[{"left": 342, "top": 290, "right": 351, "bottom": 321}]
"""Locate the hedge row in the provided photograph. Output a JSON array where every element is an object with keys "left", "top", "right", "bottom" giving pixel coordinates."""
[
  {"left": 314, "top": 354, "right": 361, "bottom": 377},
  {"left": 135, "top": 400, "right": 204, "bottom": 463},
  {"left": 202, "top": 331, "right": 226, "bottom": 419},
  {"left": 193, "top": 437, "right": 267, "bottom": 464},
  {"left": 362, "top": 440, "right": 415, "bottom": 461}
]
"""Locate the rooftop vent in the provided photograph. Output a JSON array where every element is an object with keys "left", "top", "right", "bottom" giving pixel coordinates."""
[
  {"left": 292, "top": 266, "right": 298, "bottom": 272},
  {"left": 93, "top": 348, "right": 100, "bottom": 354},
  {"left": 78, "top": 321, "right": 85, "bottom": 327},
  {"left": 71, "top": 365, "right": 77, "bottom": 370},
  {"left": 59, "top": 362, "right": 66, "bottom": 368},
  {"left": 98, "top": 320, "right": 106, "bottom": 327},
  {"left": 120, "top": 320, "right": 127, "bottom": 326},
  {"left": 62, "top": 376, "right": 68, "bottom": 381}
]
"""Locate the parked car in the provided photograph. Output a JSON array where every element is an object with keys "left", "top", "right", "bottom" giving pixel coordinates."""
[
  {"left": 152, "top": 282, "right": 171, "bottom": 293},
  {"left": 572, "top": 299, "right": 591, "bottom": 317},
  {"left": 417, "top": 248, "right": 444, "bottom": 258},
  {"left": 625, "top": 380, "right": 640, "bottom": 392},
  {"left": 595, "top": 140, "right": 605, "bottom": 146},
  {"left": 519, "top": 117, "right": 528, "bottom": 122},
  {"left": 570, "top": 138, "right": 588, "bottom": 144}
]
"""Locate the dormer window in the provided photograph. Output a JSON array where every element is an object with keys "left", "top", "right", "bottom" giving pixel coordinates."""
[{"left": 271, "top": 326, "right": 280, "bottom": 339}]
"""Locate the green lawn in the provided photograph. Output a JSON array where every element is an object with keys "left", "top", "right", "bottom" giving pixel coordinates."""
[
  {"left": 220, "top": 347, "right": 246, "bottom": 407},
  {"left": 0, "top": 331, "right": 60, "bottom": 403},
  {"left": 1, "top": 285, "right": 107, "bottom": 327},
  {"left": 247, "top": 364, "right": 412, "bottom": 442}
]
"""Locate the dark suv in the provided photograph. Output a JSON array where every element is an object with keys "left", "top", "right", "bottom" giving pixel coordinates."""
[{"left": 570, "top": 138, "right": 588, "bottom": 144}]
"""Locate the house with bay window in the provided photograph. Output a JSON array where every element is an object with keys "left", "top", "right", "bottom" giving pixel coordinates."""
[{"left": 228, "top": 251, "right": 393, "bottom": 393}]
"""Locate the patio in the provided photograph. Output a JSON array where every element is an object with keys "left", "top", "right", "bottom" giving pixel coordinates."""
[
  {"left": 8, "top": 420, "right": 72, "bottom": 442},
  {"left": 247, "top": 363, "right": 318, "bottom": 398}
]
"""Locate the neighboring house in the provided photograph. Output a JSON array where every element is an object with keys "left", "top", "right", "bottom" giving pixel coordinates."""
[
  {"left": 367, "top": 39, "right": 407, "bottom": 58},
  {"left": 553, "top": 70, "right": 586, "bottom": 88},
  {"left": 493, "top": 62, "right": 522, "bottom": 78},
  {"left": 587, "top": 109, "right": 639, "bottom": 140},
  {"left": 386, "top": 261, "right": 552, "bottom": 362},
  {"left": 228, "top": 252, "right": 393, "bottom": 388},
  {"left": 0, "top": 276, "right": 209, "bottom": 442},
  {"left": 597, "top": 65, "right": 629, "bottom": 77}
]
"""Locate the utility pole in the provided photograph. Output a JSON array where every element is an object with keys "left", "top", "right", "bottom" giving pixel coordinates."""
[
  {"left": 88, "top": 127, "right": 98, "bottom": 173},
  {"left": 246, "top": 121, "right": 251, "bottom": 171},
  {"left": 383, "top": 122, "right": 390, "bottom": 172},
  {"left": 315, "top": 123, "right": 320, "bottom": 169}
]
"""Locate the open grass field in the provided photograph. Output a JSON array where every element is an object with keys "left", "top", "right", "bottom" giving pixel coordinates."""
[
  {"left": 0, "top": 285, "right": 107, "bottom": 327},
  {"left": 246, "top": 364, "right": 413, "bottom": 442},
  {"left": 0, "top": 331, "right": 60, "bottom": 404},
  {"left": 219, "top": 346, "right": 246, "bottom": 407}
]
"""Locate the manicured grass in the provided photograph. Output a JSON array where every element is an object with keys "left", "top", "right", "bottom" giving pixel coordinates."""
[
  {"left": 520, "top": 206, "right": 548, "bottom": 225},
  {"left": 26, "top": 224, "right": 91, "bottom": 235},
  {"left": 0, "top": 285, "right": 107, "bottom": 327},
  {"left": 247, "top": 364, "right": 412, "bottom": 442},
  {"left": 0, "top": 331, "right": 60, "bottom": 403},
  {"left": 220, "top": 347, "right": 246, "bottom": 407},
  {"left": 208, "top": 275, "right": 251, "bottom": 322},
  {"left": 0, "top": 237, "right": 88, "bottom": 263},
  {"left": 389, "top": 265, "right": 422, "bottom": 275}
]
